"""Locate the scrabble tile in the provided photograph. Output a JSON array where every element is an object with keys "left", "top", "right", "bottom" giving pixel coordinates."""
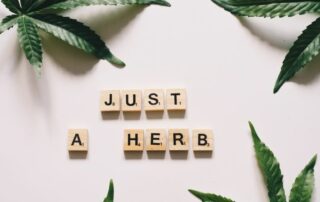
[
  {"left": 122, "top": 90, "right": 142, "bottom": 112},
  {"left": 144, "top": 89, "right": 165, "bottom": 111},
  {"left": 166, "top": 89, "right": 187, "bottom": 111},
  {"left": 123, "top": 129, "right": 144, "bottom": 151},
  {"left": 192, "top": 129, "right": 213, "bottom": 151},
  {"left": 100, "top": 90, "right": 121, "bottom": 112},
  {"left": 68, "top": 129, "right": 88, "bottom": 152},
  {"left": 146, "top": 129, "right": 167, "bottom": 151},
  {"left": 168, "top": 129, "right": 189, "bottom": 151}
]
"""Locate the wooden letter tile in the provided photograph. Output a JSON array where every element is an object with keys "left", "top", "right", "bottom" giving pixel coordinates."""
[
  {"left": 169, "top": 129, "right": 189, "bottom": 151},
  {"left": 146, "top": 129, "right": 167, "bottom": 151},
  {"left": 68, "top": 129, "right": 88, "bottom": 152},
  {"left": 121, "top": 90, "right": 142, "bottom": 112},
  {"left": 123, "top": 129, "right": 144, "bottom": 151},
  {"left": 166, "top": 89, "right": 187, "bottom": 111},
  {"left": 144, "top": 89, "right": 165, "bottom": 112},
  {"left": 100, "top": 90, "right": 121, "bottom": 112},
  {"left": 192, "top": 129, "right": 213, "bottom": 151}
]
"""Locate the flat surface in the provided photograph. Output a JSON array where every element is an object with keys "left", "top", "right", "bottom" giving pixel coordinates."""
[{"left": 0, "top": 1, "right": 320, "bottom": 202}]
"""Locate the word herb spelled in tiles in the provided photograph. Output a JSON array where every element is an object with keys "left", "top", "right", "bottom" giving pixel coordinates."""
[{"left": 123, "top": 129, "right": 213, "bottom": 152}]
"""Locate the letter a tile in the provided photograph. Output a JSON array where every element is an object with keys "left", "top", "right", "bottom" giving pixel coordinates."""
[
  {"left": 192, "top": 129, "right": 213, "bottom": 151},
  {"left": 122, "top": 90, "right": 142, "bottom": 112},
  {"left": 68, "top": 129, "right": 88, "bottom": 152}
]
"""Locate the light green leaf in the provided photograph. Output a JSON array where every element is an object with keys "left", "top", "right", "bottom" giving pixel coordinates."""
[
  {"left": 274, "top": 17, "right": 320, "bottom": 93},
  {"left": 104, "top": 180, "right": 114, "bottom": 202},
  {"left": 212, "top": 0, "right": 320, "bottom": 18},
  {"left": 17, "top": 16, "right": 43, "bottom": 75},
  {"left": 249, "top": 122, "right": 286, "bottom": 202},
  {"left": 0, "top": 15, "right": 18, "bottom": 34},
  {"left": 189, "top": 189, "right": 235, "bottom": 202},
  {"left": 29, "top": 14, "right": 125, "bottom": 67},
  {"left": 34, "top": 0, "right": 171, "bottom": 12},
  {"left": 1, "top": 0, "right": 21, "bottom": 14},
  {"left": 289, "top": 155, "right": 317, "bottom": 202}
]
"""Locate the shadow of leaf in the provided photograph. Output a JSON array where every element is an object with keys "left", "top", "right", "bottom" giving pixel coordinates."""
[
  {"left": 238, "top": 17, "right": 294, "bottom": 50},
  {"left": 41, "top": 6, "right": 145, "bottom": 75},
  {"left": 84, "top": 5, "right": 145, "bottom": 41}
]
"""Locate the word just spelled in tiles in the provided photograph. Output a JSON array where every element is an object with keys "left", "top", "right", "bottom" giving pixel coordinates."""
[
  {"left": 123, "top": 129, "right": 213, "bottom": 152},
  {"left": 100, "top": 89, "right": 186, "bottom": 112}
]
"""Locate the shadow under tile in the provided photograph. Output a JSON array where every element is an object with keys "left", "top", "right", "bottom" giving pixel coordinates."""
[
  {"left": 168, "top": 110, "right": 186, "bottom": 119},
  {"left": 124, "top": 151, "right": 143, "bottom": 160},
  {"left": 69, "top": 152, "right": 88, "bottom": 159},
  {"left": 146, "top": 111, "right": 164, "bottom": 119},
  {"left": 101, "top": 112, "right": 121, "bottom": 120},
  {"left": 169, "top": 151, "right": 189, "bottom": 160},
  {"left": 147, "top": 151, "right": 166, "bottom": 159},
  {"left": 123, "top": 112, "right": 141, "bottom": 120},
  {"left": 193, "top": 151, "right": 213, "bottom": 159}
]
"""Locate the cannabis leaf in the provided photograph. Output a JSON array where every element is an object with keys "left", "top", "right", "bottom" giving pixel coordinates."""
[
  {"left": 210, "top": 0, "right": 320, "bottom": 93},
  {"left": 190, "top": 122, "right": 317, "bottom": 202},
  {"left": 289, "top": 155, "right": 317, "bottom": 202},
  {"left": 249, "top": 122, "right": 286, "bottom": 202},
  {"left": 0, "top": 0, "right": 170, "bottom": 75},
  {"left": 189, "top": 189, "right": 234, "bottom": 202},
  {"left": 104, "top": 180, "right": 114, "bottom": 202}
]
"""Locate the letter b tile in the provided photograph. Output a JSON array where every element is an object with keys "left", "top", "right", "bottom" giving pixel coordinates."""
[{"left": 192, "top": 129, "right": 213, "bottom": 151}]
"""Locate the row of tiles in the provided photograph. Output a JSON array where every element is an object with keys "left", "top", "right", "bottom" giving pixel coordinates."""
[
  {"left": 100, "top": 89, "right": 187, "bottom": 112},
  {"left": 67, "top": 129, "right": 213, "bottom": 152}
]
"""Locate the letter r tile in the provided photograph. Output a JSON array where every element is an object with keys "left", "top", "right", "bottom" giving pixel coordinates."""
[{"left": 192, "top": 129, "right": 213, "bottom": 151}]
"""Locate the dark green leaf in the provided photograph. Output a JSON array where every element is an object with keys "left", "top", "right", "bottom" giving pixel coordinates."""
[
  {"left": 104, "top": 180, "right": 114, "bottom": 202},
  {"left": 249, "top": 122, "right": 286, "bottom": 202},
  {"left": 274, "top": 17, "right": 320, "bottom": 93},
  {"left": 212, "top": 0, "right": 320, "bottom": 18},
  {"left": 1, "top": 0, "right": 21, "bottom": 13},
  {"left": 0, "top": 15, "right": 18, "bottom": 34},
  {"left": 189, "top": 189, "right": 234, "bottom": 202},
  {"left": 20, "top": 0, "right": 35, "bottom": 11},
  {"left": 289, "top": 155, "right": 317, "bottom": 202},
  {"left": 17, "top": 16, "right": 43, "bottom": 75},
  {"left": 35, "top": 0, "right": 171, "bottom": 12},
  {"left": 29, "top": 14, "right": 125, "bottom": 67}
]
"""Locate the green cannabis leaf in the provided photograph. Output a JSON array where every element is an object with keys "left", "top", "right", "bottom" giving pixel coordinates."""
[
  {"left": 188, "top": 189, "right": 234, "bottom": 202},
  {"left": 211, "top": 0, "right": 320, "bottom": 93},
  {"left": 190, "top": 122, "right": 317, "bottom": 202},
  {"left": 249, "top": 122, "right": 286, "bottom": 202},
  {"left": 0, "top": 0, "right": 170, "bottom": 75},
  {"left": 104, "top": 180, "right": 114, "bottom": 202}
]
